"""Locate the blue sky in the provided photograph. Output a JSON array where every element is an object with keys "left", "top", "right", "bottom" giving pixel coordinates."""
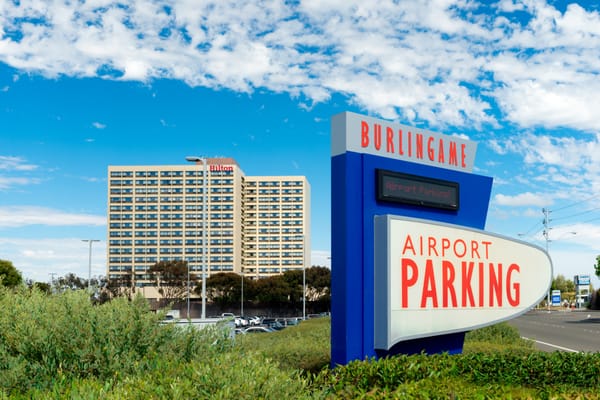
[{"left": 1, "top": 0, "right": 600, "bottom": 288}]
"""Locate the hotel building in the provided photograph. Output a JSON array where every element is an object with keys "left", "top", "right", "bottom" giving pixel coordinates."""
[{"left": 107, "top": 158, "right": 310, "bottom": 299}]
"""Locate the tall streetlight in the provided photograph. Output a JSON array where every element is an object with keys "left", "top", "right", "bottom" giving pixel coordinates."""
[
  {"left": 302, "top": 234, "right": 306, "bottom": 320},
  {"left": 82, "top": 239, "right": 100, "bottom": 292},
  {"left": 186, "top": 156, "right": 208, "bottom": 320},
  {"left": 241, "top": 271, "right": 244, "bottom": 317}
]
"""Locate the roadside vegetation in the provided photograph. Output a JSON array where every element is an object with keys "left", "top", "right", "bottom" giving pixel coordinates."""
[{"left": 2, "top": 286, "right": 600, "bottom": 399}]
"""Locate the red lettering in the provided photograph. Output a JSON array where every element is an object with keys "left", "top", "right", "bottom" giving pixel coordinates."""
[
  {"left": 461, "top": 261, "right": 476, "bottom": 307},
  {"left": 449, "top": 142, "right": 457, "bottom": 165},
  {"left": 386, "top": 127, "right": 394, "bottom": 153},
  {"left": 428, "top": 236, "right": 438, "bottom": 257},
  {"left": 507, "top": 263, "right": 520, "bottom": 306},
  {"left": 416, "top": 133, "right": 424, "bottom": 159},
  {"left": 401, "top": 258, "right": 419, "bottom": 308},
  {"left": 427, "top": 136, "right": 435, "bottom": 160},
  {"left": 408, "top": 131, "right": 412, "bottom": 157},
  {"left": 361, "top": 121, "right": 369, "bottom": 147},
  {"left": 441, "top": 238, "right": 451, "bottom": 257},
  {"left": 482, "top": 241, "right": 492, "bottom": 259},
  {"left": 374, "top": 124, "right": 382, "bottom": 150},
  {"left": 442, "top": 260, "right": 457, "bottom": 307},
  {"left": 478, "top": 262, "right": 484, "bottom": 307},
  {"left": 471, "top": 241, "right": 480, "bottom": 259},
  {"left": 402, "top": 235, "right": 416, "bottom": 256},
  {"left": 453, "top": 239, "right": 467, "bottom": 258},
  {"left": 461, "top": 143, "right": 467, "bottom": 168},
  {"left": 489, "top": 263, "right": 503, "bottom": 307},
  {"left": 398, "top": 129, "right": 404, "bottom": 155},
  {"left": 420, "top": 259, "right": 438, "bottom": 308},
  {"left": 438, "top": 139, "right": 445, "bottom": 163}
]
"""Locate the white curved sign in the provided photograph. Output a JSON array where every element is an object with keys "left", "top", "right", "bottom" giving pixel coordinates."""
[{"left": 374, "top": 215, "right": 552, "bottom": 350}]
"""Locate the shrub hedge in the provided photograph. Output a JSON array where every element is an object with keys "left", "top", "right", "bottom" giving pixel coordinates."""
[
  {"left": 0, "top": 287, "right": 311, "bottom": 399},
  {"left": 2, "top": 286, "right": 600, "bottom": 399}
]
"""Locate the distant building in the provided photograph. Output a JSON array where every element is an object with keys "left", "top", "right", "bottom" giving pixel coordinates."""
[{"left": 107, "top": 158, "right": 310, "bottom": 299}]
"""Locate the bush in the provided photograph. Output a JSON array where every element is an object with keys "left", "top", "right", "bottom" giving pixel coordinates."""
[
  {"left": 464, "top": 322, "right": 535, "bottom": 354},
  {"left": 235, "top": 317, "right": 330, "bottom": 373},
  {"left": 25, "top": 352, "right": 314, "bottom": 400},
  {"left": 313, "top": 352, "right": 600, "bottom": 399},
  {"left": 0, "top": 286, "right": 316, "bottom": 399}
]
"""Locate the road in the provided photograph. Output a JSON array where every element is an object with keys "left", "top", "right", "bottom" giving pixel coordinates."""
[{"left": 508, "top": 309, "right": 600, "bottom": 352}]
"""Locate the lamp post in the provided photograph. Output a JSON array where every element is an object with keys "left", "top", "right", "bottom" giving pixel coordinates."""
[
  {"left": 241, "top": 271, "right": 244, "bottom": 317},
  {"left": 82, "top": 239, "right": 100, "bottom": 293},
  {"left": 302, "top": 234, "right": 306, "bottom": 320},
  {"left": 186, "top": 156, "right": 208, "bottom": 320}
]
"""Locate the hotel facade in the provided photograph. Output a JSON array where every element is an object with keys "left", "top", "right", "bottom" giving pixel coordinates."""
[{"left": 107, "top": 158, "right": 310, "bottom": 299}]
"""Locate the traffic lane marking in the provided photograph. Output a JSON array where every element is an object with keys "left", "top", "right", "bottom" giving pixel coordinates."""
[{"left": 522, "top": 337, "right": 579, "bottom": 353}]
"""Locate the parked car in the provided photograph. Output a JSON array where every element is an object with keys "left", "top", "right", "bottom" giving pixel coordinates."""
[
  {"left": 244, "top": 326, "right": 275, "bottom": 334},
  {"left": 267, "top": 320, "right": 286, "bottom": 331},
  {"left": 261, "top": 318, "right": 276, "bottom": 326},
  {"left": 285, "top": 317, "right": 300, "bottom": 326},
  {"left": 248, "top": 316, "right": 261, "bottom": 326}
]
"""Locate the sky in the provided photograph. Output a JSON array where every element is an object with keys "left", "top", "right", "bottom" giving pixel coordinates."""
[{"left": 1, "top": 0, "right": 600, "bottom": 289}]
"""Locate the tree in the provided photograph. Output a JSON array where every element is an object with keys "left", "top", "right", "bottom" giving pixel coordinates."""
[
  {"left": 306, "top": 266, "right": 331, "bottom": 301},
  {"left": 204, "top": 272, "right": 241, "bottom": 307},
  {"left": 26, "top": 279, "right": 51, "bottom": 294},
  {"left": 149, "top": 260, "right": 192, "bottom": 305},
  {"left": 55, "top": 273, "right": 86, "bottom": 291},
  {"left": 254, "top": 275, "right": 290, "bottom": 305},
  {"left": 552, "top": 274, "right": 575, "bottom": 293},
  {"left": 282, "top": 269, "right": 303, "bottom": 304},
  {"left": 595, "top": 255, "right": 600, "bottom": 279},
  {"left": 105, "top": 273, "right": 136, "bottom": 302},
  {"left": 0, "top": 259, "right": 23, "bottom": 288}
]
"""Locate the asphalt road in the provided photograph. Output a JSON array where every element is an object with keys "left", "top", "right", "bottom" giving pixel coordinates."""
[{"left": 508, "top": 309, "right": 600, "bottom": 352}]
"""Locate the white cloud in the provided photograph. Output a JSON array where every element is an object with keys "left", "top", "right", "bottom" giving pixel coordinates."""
[
  {"left": 0, "top": 237, "right": 106, "bottom": 283},
  {"left": 0, "top": 206, "right": 105, "bottom": 228},
  {"left": 310, "top": 249, "right": 331, "bottom": 268},
  {"left": 0, "top": 156, "right": 37, "bottom": 171},
  {"left": 0, "top": 177, "right": 40, "bottom": 190},
  {"left": 92, "top": 121, "right": 106, "bottom": 129},
  {"left": 494, "top": 192, "right": 548, "bottom": 207},
  {"left": 0, "top": 156, "right": 40, "bottom": 189},
  {"left": 3, "top": 1, "right": 599, "bottom": 133}
]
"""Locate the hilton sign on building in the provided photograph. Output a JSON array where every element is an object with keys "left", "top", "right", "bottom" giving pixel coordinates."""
[{"left": 330, "top": 112, "right": 551, "bottom": 366}]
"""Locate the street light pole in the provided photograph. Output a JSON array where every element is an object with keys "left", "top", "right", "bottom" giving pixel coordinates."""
[
  {"left": 186, "top": 156, "right": 208, "bottom": 320},
  {"left": 543, "top": 208, "right": 551, "bottom": 308},
  {"left": 82, "top": 239, "right": 100, "bottom": 293},
  {"left": 302, "top": 234, "right": 306, "bottom": 320},
  {"left": 241, "top": 271, "right": 244, "bottom": 317}
]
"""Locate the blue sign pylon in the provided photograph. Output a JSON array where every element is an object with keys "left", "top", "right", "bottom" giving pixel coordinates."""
[{"left": 330, "top": 112, "right": 493, "bottom": 366}]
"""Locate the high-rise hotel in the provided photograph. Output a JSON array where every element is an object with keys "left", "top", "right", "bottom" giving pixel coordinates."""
[{"left": 107, "top": 158, "right": 310, "bottom": 299}]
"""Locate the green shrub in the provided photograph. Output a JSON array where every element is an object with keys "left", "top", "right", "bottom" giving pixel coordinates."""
[
  {"left": 0, "top": 286, "right": 230, "bottom": 395},
  {"left": 0, "top": 286, "right": 317, "bottom": 399},
  {"left": 24, "top": 352, "right": 315, "bottom": 400},
  {"left": 313, "top": 351, "right": 600, "bottom": 399},
  {"left": 464, "top": 322, "right": 535, "bottom": 354},
  {"left": 236, "top": 317, "right": 331, "bottom": 373}
]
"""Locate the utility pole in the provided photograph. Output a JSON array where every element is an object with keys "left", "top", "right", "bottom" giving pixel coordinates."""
[
  {"left": 82, "top": 239, "right": 100, "bottom": 293},
  {"left": 542, "top": 208, "right": 551, "bottom": 308},
  {"left": 49, "top": 272, "right": 56, "bottom": 293},
  {"left": 542, "top": 208, "right": 551, "bottom": 252}
]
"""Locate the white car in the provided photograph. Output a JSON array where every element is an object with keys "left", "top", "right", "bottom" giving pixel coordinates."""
[{"left": 244, "top": 326, "right": 275, "bottom": 334}]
